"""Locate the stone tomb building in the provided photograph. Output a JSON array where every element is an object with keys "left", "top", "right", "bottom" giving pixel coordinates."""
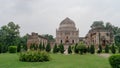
[
  {"left": 56, "top": 17, "right": 79, "bottom": 46},
  {"left": 85, "top": 27, "right": 114, "bottom": 48},
  {"left": 27, "top": 32, "right": 48, "bottom": 49}
]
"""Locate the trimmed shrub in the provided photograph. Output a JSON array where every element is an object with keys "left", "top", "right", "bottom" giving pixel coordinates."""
[
  {"left": 8, "top": 46, "right": 17, "bottom": 53},
  {"left": 74, "top": 43, "right": 79, "bottom": 54},
  {"left": 59, "top": 44, "right": 64, "bottom": 54},
  {"left": 17, "top": 44, "right": 21, "bottom": 52},
  {"left": 105, "top": 44, "right": 109, "bottom": 53},
  {"left": 87, "top": 46, "right": 90, "bottom": 53},
  {"left": 0, "top": 44, "right": 2, "bottom": 53},
  {"left": 111, "top": 44, "right": 116, "bottom": 54},
  {"left": 68, "top": 45, "right": 72, "bottom": 54},
  {"left": 53, "top": 44, "right": 58, "bottom": 53},
  {"left": 77, "top": 43, "right": 86, "bottom": 55},
  {"left": 45, "top": 43, "right": 51, "bottom": 52},
  {"left": 19, "top": 51, "right": 51, "bottom": 62},
  {"left": 118, "top": 46, "right": 120, "bottom": 53},
  {"left": 109, "top": 54, "right": 120, "bottom": 68},
  {"left": 39, "top": 42, "right": 42, "bottom": 51},
  {"left": 90, "top": 45, "right": 95, "bottom": 54},
  {"left": 42, "top": 43, "right": 45, "bottom": 50}
]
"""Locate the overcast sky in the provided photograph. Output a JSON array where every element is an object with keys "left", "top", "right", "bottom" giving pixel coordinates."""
[{"left": 0, "top": 0, "right": 120, "bottom": 37}]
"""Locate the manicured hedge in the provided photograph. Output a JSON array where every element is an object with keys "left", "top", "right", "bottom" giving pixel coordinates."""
[
  {"left": 109, "top": 54, "right": 120, "bottom": 68},
  {"left": 19, "top": 51, "right": 51, "bottom": 62},
  {"left": 8, "top": 46, "right": 17, "bottom": 53}
]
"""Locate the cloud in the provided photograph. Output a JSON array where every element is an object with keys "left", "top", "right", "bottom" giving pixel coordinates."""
[{"left": 0, "top": 0, "right": 120, "bottom": 37}]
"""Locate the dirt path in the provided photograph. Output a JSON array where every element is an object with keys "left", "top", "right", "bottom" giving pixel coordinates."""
[{"left": 97, "top": 53, "right": 111, "bottom": 58}]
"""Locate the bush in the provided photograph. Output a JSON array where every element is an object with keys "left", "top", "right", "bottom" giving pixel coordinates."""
[
  {"left": 68, "top": 45, "right": 72, "bottom": 54},
  {"left": 8, "top": 46, "right": 17, "bottom": 53},
  {"left": 109, "top": 54, "right": 120, "bottom": 68},
  {"left": 118, "top": 46, "right": 120, "bottom": 53},
  {"left": 39, "top": 42, "right": 42, "bottom": 51},
  {"left": 90, "top": 45, "right": 95, "bottom": 54},
  {"left": 97, "top": 45, "right": 102, "bottom": 54},
  {"left": 0, "top": 44, "right": 2, "bottom": 53},
  {"left": 105, "top": 44, "right": 109, "bottom": 53},
  {"left": 87, "top": 46, "right": 90, "bottom": 53},
  {"left": 74, "top": 43, "right": 79, "bottom": 54},
  {"left": 59, "top": 44, "right": 64, "bottom": 54},
  {"left": 53, "top": 44, "right": 58, "bottom": 53},
  {"left": 77, "top": 42, "right": 86, "bottom": 55},
  {"left": 45, "top": 43, "right": 51, "bottom": 52},
  {"left": 19, "top": 51, "right": 51, "bottom": 62},
  {"left": 111, "top": 44, "right": 116, "bottom": 54}
]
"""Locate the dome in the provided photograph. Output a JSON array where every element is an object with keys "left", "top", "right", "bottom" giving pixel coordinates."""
[
  {"left": 60, "top": 17, "right": 75, "bottom": 26},
  {"left": 59, "top": 17, "right": 76, "bottom": 31}
]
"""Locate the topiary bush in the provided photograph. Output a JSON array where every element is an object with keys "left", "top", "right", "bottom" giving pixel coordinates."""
[
  {"left": 90, "top": 45, "right": 95, "bottom": 54},
  {"left": 68, "top": 45, "right": 72, "bottom": 54},
  {"left": 109, "top": 54, "right": 120, "bottom": 68},
  {"left": 8, "top": 46, "right": 17, "bottom": 53},
  {"left": 19, "top": 51, "right": 51, "bottom": 62},
  {"left": 77, "top": 42, "right": 87, "bottom": 55}
]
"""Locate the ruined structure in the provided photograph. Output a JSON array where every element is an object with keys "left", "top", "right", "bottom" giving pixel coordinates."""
[{"left": 27, "top": 32, "right": 48, "bottom": 49}]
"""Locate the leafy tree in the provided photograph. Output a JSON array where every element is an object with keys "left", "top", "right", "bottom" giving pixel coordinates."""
[
  {"left": 0, "top": 22, "right": 20, "bottom": 52},
  {"left": 68, "top": 45, "right": 72, "bottom": 54},
  {"left": 115, "top": 35, "right": 120, "bottom": 47},
  {"left": 59, "top": 44, "right": 64, "bottom": 54},
  {"left": 118, "top": 46, "right": 120, "bottom": 53},
  {"left": 111, "top": 44, "right": 116, "bottom": 54},
  {"left": 42, "top": 34, "right": 55, "bottom": 42},
  {"left": 45, "top": 43, "right": 51, "bottom": 52},
  {"left": 90, "top": 45, "right": 95, "bottom": 54},
  {"left": 91, "top": 21, "right": 104, "bottom": 29},
  {"left": 20, "top": 34, "right": 28, "bottom": 51},
  {"left": 105, "top": 44, "right": 109, "bottom": 53},
  {"left": 53, "top": 44, "right": 58, "bottom": 53},
  {"left": 74, "top": 43, "right": 79, "bottom": 54}
]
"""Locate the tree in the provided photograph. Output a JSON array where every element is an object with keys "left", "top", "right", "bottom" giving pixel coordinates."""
[
  {"left": 111, "top": 44, "right": 116, "bottom": 54},
  {"left": 45, "top": 43, "right": 51, "bottom": 52},
  {"left": 0, "top": 22, "right": 20, "bottom": 53},
  {"left": 118, "top": 46, "right": 120, "bottom": 53},
  {"left": 59, "top": 44, "right": 64, "bottom": 54},
  {"left": 115, "top": 35, "right": 120, "bottom": 47},
  {"left": 53, "top": 44, "right": 58, "bottom": 53},
  {"left": 74, "top": 43, "right": 79, "bottom": 54},
  {"left": 91, "top": 21, "right": 104, "bottom": 29},
  {"left": 42, "top": 43, "right": 45, "bottom": 50},
  {"left": 87, "top": 46, "right": 90, "bottom": 53},
  {"left": 42, "top": 34, "right": 55, "bottom": 42},
  {"left": 0, "top": 43, "right": 2, "bottom": 53},
  {"left": 39, "top": 42, "right": 42, "bottom": 51},
  {"left": 97, "top": 45, "right": 102, "bottom": 54},
  {"left": 90, "top": 45, "right": 95, "bottom": 54},
  {"left": 105, "top": 44, "right": 109, "bottom": 53},
  {"left": 17, "top": 44, "right": 21, "bottom": 52},
  {"left": 68, "top": 45, "right": 72, "bottom": 54}
]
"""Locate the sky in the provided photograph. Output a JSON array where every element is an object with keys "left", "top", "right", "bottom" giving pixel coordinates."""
[{"left": 0, "top": 0, "right": 120, "bottom": 37}]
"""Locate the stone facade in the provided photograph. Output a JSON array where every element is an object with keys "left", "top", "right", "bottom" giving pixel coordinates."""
[
  {"left": 85, "top": 27, "right": 114, "bottom": 48},
  {"left": 27, "top": 32, "right": 48, "bottom": 49},
  {"left": 56, "top": 17, "right": 79, "bottom": 45}
]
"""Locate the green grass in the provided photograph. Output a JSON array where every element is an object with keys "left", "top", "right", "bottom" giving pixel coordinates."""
[{"left": 0, "top": 53, "right": 111, "bottom": 68}]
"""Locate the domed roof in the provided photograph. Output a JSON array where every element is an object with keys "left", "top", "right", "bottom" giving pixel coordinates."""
[
  {"left": 60, "top": 17, "right": 75, "bottom": 25},
  {"left": 59, "top": 17, "right": 76, "bottom": 31}
]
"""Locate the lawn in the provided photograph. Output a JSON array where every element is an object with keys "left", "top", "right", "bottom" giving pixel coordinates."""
[{"left": 0, "top": 53, "right": 111, "bottom": 68}]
